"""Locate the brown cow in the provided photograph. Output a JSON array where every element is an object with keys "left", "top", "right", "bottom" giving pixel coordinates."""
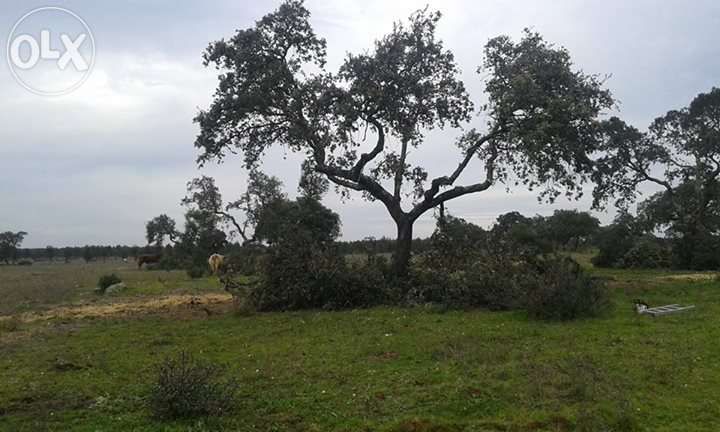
[{"left": 137, "top": 254, "right": 161, "bottom": 269}]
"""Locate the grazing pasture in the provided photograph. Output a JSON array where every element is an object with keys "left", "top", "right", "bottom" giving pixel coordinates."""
[
  {"left": 1, "top": 256, "right": 720, "bottom": 431},
  {"left": 0, "top": 260, "right": 221, "bottom": 315}
]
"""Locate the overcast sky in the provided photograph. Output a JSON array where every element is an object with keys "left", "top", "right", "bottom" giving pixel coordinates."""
[{"left": 1, "top": 0, "right": 718, "bottom": 248}]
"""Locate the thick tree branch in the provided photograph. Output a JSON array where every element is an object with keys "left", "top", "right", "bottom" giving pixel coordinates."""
[
  {"left": 628, "top": 158, "right": 674, "bottom": 194},
  {"left": 409, "top": 142, "right": 499, "bottom": 221},
  {"left": 394, "top": 139, "right": 409, "bottom": 200},
  {"left": 421, "top": 127, "right": 502, "bottom": 204},
  {"left": 351, "top": 119, "right": 385, "bottom": 180},
  {"left": 217, "top": 210, "right": 249, "bottom": 243}
]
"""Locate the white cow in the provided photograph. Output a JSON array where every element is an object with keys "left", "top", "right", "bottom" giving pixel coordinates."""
[{"left": 208, "top": 253, "right": 225, "bottom": 274}]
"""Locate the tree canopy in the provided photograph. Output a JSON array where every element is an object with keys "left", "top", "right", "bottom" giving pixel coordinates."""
[
  {"left": 597, "top": 87, "right": 720, "bottom": 267},
  {"left": 194, "top": 0, "right": 615, "bottom": 275},
  {"left": 182, "top": 171, "right": 286, "bottom": 244},
  {"left": 0, "top": 231, "right": 27, "bottom": 264},
  {"left": 146, "top": 214, "right": 179, "bottom": 247}
]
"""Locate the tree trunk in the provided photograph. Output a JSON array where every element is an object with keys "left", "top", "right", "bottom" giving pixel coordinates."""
[{"left": 393, "top": 219, "right": 413, "bottom": 278}]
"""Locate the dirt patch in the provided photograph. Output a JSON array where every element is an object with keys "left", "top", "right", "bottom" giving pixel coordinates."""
[
  {"left": 658, "top": 273, "right": 718, "bottom": 282},
  {"left": 0, "top": 293, "right": 233, "bottom": 324}
]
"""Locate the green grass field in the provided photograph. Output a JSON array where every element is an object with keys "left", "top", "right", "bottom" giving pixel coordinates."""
[{"left": 1, "top": 256, "right": 719, "bottom": 431}]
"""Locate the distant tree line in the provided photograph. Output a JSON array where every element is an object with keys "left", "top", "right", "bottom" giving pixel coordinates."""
[{"left": 10, "top": 244, "right": 159, "bottom": 264}]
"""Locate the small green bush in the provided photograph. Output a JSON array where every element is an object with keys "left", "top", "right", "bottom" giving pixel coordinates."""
[
  {"left": 525, "top": 257, "right": 611, "bottom": 321},
  {"left": 186, "top": 266, "right": 205, "bottom": 279},
  {"left": 96, "top": 273, "right": 122, "bottom": 294},
  {"left": 148, "top": 350, "right": 238, "bottom": 420}
]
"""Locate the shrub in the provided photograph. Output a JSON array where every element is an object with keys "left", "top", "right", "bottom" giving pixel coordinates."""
[
  {"left": 408, "top": 256, "right": 532, "bottom": 310},
  {"left": 620, "top": 237, "right": 670, "bottom": 268},
  {"left": 158, "top": 255, "right": 182, "bottom": 271},
  {"left": 244, "top": 196, "right": 389, "bottom": 311},
  {"left": 246, "top": 235, "right": 391, "bottom": 311},
  {"left": 148, "top": 350, "right": 238, "bottom": 420},
  {"left": 97, "top": 273, "right": 122, "bottom": 294},
  {"left": 251, "top": 235, "right": 346, "bottom": 310},
  {"left": 671, "top": 233, "right": 720, "bottom": 270},
  {"left": 525, "top": 257, "right": 611, "bottom": 321},
  {"left": 186, "top": 266, "right": 205, "bottom": 279},
  {"left": 591, "top": 212, "right": 640, "bottom": 268},
  {"left": 338, "top": 254, "right": 393, "bottom": 308}
]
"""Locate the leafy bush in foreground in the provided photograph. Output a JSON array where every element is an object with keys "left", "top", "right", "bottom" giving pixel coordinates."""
[
  {"left": 525, "top": 257, "right": 611, "bottom": 321},
  {"left": 96, "top": 273, "right": 122, "bottom": 294},
  {"left": 149, "top": 351, "right": 238, "bottom": 420}
]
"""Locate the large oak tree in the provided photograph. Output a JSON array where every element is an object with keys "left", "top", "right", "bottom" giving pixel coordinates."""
[
  {"left": 194, "top": 0, "right": 615, "bottom": 276},
  {"left": 597, "top": 88, "right": 720, "bottom": 267}
]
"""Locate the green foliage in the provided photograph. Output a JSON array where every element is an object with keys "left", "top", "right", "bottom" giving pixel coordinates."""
[
  {"left": 158, "top": 253, "right": 182, "bottom": 271},
  {"left": 412, "top": 215, "right": 610, "bottom": 320},
  {"left": 620, "top": 237, "right": 671, "bottom": 269},
  {"left": 240, "top": 197, "right": 388, "bottom": 311},
  {"left": 591, "top": 212, "right": 640, "bottom": 268},
  {"left": 544, "top": 209, "right": 600, "bottom": 249},
  {"left": 487, "top": 212, "right": 554, "bottom": 257},
  {"left": 248, "top": 196, "right": 344, "bottom": 310},
  {"left": 639, "top": 181, "right": 720, "bottom": 270},
  {"left": 596, "top": 88, "right": 720, "bottom": 270},
  {"left": 146, "top": 214, "right": 179, "bottom": 247},
  {"left": 0, "top": 231, "right": 27, "bottom": 264},
  {"left": 671, "top": 232, "right": 720, "bottom": 270},
  {"left": 96, "top": 273, "right": 122, "bottom": 294},
  {"left": 423, "top": 215, "right": 487, "bottom": 271},
  {"left": 177, "top": 209, "right": 227, "bottom": 272},
  {"left": 195, "top": 1, "right": 615, "bottom": 277},
  {"left": 186, "top": 266, "right": 205, "bottom": 279},
  {"left": 255, "top": 196, "right": 340, "bottom": 245},
  {"left": 408, "top": 259, "right": 530, "bottom": 311},
  {"left": 251, "top": 234, "right": 349, "bottom": 311},
  {"left": 525, "top": 257, "right": 611, "bottom": 321},
  {"left": 148, "top": 350, "right": 238, "bottom": 420}
]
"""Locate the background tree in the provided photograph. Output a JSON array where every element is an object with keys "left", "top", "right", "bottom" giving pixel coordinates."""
[
  {"left": 544, "top": 210, "right": 600, "bottom": 250},
  {"left": 45, "top": 245, "right": 56, "bottom": 262},
  {"left": 255, "top": 196, "right": 340, "bottom": 246},
  {"left": 591, "top": 211, "right": 643, "bottom": 268},
  {"left": 0, "top": 231, "right": 27, "bottom": 264},
  {"left": 146, "top": 214, "right": 180, "bottom": 247},
  {"left": 182, "top": 171, "right": 285, "bottom": 244},
  {"left": 638, "top": 181, "right": 720, "bottom": 268},
  {"left": 490, "top": 212, "right": 551, "bottom": 256},
  {"left": 82, "top": 246, "right": 93, "bottom": 263},
  {"left": 597, "top": 88, "right": 720, "bottom": 268},
  {"left": 177, "top": 209, "right": 228, "bottom": 270},
  {"left": 195, "top": 1, "right": 615, "bottom": 276},
  {"left": 62, "top": 247, "right": 72, "bottom": 263}
]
